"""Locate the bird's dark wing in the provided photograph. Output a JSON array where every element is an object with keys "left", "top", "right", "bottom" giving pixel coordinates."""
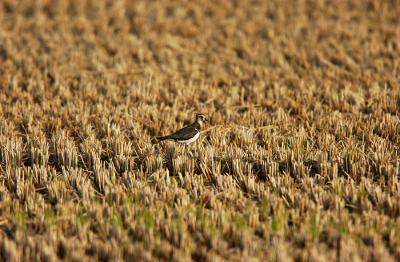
[{"left": 165, "top": 123, "right": 200, "bottom": 141}]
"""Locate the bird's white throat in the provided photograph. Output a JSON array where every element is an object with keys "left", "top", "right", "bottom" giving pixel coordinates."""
[{"left": 197, "top": 119, "right": 204, "bottom": 127}]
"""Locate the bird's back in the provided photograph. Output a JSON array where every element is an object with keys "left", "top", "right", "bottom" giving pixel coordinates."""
[{"left": 164, "top": 122, "right": 200, "bottom": 141}]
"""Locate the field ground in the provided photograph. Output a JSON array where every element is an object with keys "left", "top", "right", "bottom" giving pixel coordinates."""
[{"left": 0, "top": 0, "right": 400, "bottom": 261}]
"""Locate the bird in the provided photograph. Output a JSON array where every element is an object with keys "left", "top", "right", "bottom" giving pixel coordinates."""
[{"left": 156, "top": 113, "right": 207, "bottom": 145}]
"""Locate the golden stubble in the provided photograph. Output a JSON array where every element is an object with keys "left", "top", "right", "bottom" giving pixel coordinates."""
[{"left": 0, "top": 0, "right": 399, "bottom": 261}]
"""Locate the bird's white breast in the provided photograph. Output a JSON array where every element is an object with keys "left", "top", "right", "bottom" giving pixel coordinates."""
[{"left": 176, "top": 131, "right": 200, "bottom": 145}]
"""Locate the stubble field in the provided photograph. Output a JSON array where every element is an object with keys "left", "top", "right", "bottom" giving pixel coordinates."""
[{"left": 0, "top": 0, "right": 400, "bottom": 261}]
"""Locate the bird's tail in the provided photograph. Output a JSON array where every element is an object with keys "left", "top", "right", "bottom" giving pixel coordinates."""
[{"left": 155, "top": 135, "right": 170, "bottom": 142}]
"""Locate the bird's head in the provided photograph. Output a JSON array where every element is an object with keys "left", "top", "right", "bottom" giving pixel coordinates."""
[{"left": 195, "top": 113, "right": 207, "bottom": 126}]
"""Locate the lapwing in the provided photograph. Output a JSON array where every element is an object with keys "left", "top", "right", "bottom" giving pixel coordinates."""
[{"left": 156, "top": 113, "right": 207, "bottom": 145}]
